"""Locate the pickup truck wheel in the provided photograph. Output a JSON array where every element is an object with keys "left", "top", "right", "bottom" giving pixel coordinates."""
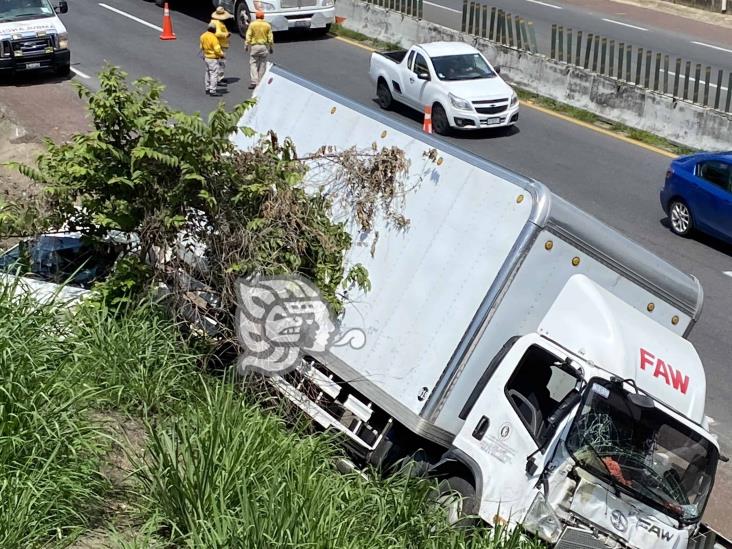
[
  {"left": 235, "top": 0, "right": 251, "bottom": 38},
  {"left": 376, "top": 79, "right": 393, "bottom": 109},
  {"left": 434, "top": 476, "right": 479, "bottom": 528},
  {"left": 432, "top": 104, "right": 450, "bottom": 135}
]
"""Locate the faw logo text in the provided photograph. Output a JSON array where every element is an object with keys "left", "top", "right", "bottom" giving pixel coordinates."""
[
  {"left": 638, "top": 518, "right": 674, "bottom": 541},
  {"left": 639, "top": 348, "right": 690, "bottom": 395}
]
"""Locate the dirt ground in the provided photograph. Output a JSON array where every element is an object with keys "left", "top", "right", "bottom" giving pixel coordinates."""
[{"left": 0, "top": 77, "right": 90, "bottom": 202}]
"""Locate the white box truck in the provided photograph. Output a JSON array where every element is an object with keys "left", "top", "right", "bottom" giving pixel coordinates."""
[{"left": 232, "top": 66, "right": 729, "bottom": 549}]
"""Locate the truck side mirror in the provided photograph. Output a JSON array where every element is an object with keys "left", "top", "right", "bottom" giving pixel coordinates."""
[
  {"left": 417, "top": 72, "right": 430, "bottom": 81},
  {"left": 55, "top": 1, "right": 68, "bottom": 14}
]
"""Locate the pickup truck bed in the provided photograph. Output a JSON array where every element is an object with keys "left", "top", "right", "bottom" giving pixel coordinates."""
[{"left": 378, "top": 50, "right": 408, "bottom": 63}]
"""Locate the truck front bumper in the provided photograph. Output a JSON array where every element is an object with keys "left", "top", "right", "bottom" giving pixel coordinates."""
[
  {"left": 265, "top": 7, "right": 335, "bottom": 32},
  {"left": 0, "top": 49, "right": 70, "bottom": 74},
  {"left": 448, "top": 103, "right": 520, "bottom": 130}
]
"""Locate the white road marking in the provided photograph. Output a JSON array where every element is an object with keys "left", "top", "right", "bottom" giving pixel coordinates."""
[
  {"left": 724, "top": 271, "right": 732, "bottom": 278},
  {"left": 70, "top": 67, "right": 91, "bottom": 79},
  {"left": 421, "top": 1, "right": 462, "bottom": 14},
  {"left": 601, "top": 18, "right": 648, "bottom": 31},
  {"left": 525, "top": 0, "right": 563, "bottom": 9},
  {"left": 658, "top": 69, "right": 729, "bottom": 91},
  {"left": 98, "top": 3, "right": 163, "bottom": 32},
  {"left": 691, "top": 41, "right": 732, "bottom": 54}
]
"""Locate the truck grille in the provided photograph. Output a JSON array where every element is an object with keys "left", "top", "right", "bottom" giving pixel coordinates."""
[
  {"left": 555, "top": 527, "right": 608, "bottom": 549},
  {"left": 280, "top": 0, "right": 318, "bottom": 8},
  {"left": 475, "top": 105, "right": 507, "bottom": 115},
  {"left": 11, "top": 35, "right": 54, "bottom": 58}
]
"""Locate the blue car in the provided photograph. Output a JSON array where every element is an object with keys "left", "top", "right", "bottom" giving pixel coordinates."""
[{"left": 660, "top": 151, "right": 732, "bottom": 243}]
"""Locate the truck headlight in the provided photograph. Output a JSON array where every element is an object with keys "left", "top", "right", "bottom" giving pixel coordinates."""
[
  {"left": 449, "top": 93, "right": 472, "bottom": 111},
  {"left": 510, "top": 92, "right": 518, "bottom": 107},
  {"left": 322, "top": 0, "right": 334, "bottom": 6},
  {"left": 254, "top": 1, "right": 276, "bottom": 10},
  {"left": 58, "top": 32, "right": 69, "bottom": 50},
  {"left": 523, "top": 492, "right": 563, "bottom": 543}
]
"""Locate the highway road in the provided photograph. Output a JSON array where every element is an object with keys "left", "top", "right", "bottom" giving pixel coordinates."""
[{"left": 27, "top": 0, "right": 732, "bottom": 531}]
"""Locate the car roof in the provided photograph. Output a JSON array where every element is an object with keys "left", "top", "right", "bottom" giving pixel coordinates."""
[
  {"left": 674, "top": 151, "right": 732, "bottom": 165},
  {"left": 417, "top": 41, "right": 479, "bottom": 57}
]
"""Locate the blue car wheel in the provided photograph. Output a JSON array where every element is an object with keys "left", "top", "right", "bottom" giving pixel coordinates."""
[{"left": 669, "top": 199, "right": 693, "bottom": 237}]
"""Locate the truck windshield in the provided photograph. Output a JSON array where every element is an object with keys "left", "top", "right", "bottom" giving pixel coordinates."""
[
  {"left": 0, "top": 0, "right": 55, "bottom": 22},
  {"left": 431, "top": 53, "right": 496, "bottom": 81},
  {"left": 565, "top": 379, "right": 717, "bottom": 524}
]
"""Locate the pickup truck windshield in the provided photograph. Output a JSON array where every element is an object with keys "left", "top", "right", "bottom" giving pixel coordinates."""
[
  {"left": 0, "top": 0, "right": 55, "bottom": 22},
  {"left": 565, "top": 379, "right": 717, "bottom": 523},
  {"left": 431, "top": 53, "right": 496, "bottom": 81}
]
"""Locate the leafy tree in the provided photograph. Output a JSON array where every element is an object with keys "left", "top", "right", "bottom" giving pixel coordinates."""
[{"left": 1, "top": 66, "right": 431, "bottom": 344}]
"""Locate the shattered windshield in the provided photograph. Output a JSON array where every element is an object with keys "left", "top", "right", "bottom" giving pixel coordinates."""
[
  {"left": 565, "top": 379, "right": 717, "bottom": 523},
  {"left": 0, "top": 0, "right": 55, "bottom": 22},
  {"left": 0, "top": 235, "right": 117, "bottom": 289}
]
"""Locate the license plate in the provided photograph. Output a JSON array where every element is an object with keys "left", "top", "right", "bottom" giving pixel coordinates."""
[
  {"left": 25, "top": 62, "right": 41, "bottom": 69},
  {"left": 294, "top": 20, "right": 310, "bottom": 27},
  {"left": 483, "top": 117, "right": 500, "bottom": 125}
]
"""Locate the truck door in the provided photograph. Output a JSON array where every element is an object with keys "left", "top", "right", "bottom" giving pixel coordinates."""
[
  {"left": 403, "top": 51, "right": 431, "bottom": 109},
  {"left": 453, "top": 334, "right": 582, "bottom": 524}
]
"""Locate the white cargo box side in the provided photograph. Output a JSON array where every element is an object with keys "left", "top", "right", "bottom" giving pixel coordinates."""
[{"left": 233, "top": 67, "right": 537, "bottom": 417}]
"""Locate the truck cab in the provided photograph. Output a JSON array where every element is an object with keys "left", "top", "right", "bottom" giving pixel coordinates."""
[
  {"left": 454, "top": 274, "right": 718, "bottom": 548},
  {"left": 215, "top": 0, "right": 334, "bottom": 36},
  {"left": 0, "top": 0, "right": 70, "bottom": 77}
]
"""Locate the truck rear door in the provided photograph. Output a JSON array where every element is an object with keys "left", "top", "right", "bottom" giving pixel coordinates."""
[{"left": 453, "top": 334, "right": 582, "bottom": 524}]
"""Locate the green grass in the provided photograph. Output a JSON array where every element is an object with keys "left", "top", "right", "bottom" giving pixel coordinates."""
[
  {"left": 0, "top": 282, "right": 543, "bottom": 548},
  {"left": 330, "top": 23, "right": 402, "bottom": 52}
]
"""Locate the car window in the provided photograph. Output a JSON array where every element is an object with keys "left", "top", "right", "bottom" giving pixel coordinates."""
[
  {"left": 504, "top": 345, "right": 579, "bottom": 443},
  {"left": 406, "top": 50, "right": 415, "bottom": 70},
  {"left": 432, "top": 53, "right": 496, "bottom": 81},
  {"left": 413, "top": 53, "right": 429, "bottom": 76},
  {"left": 697, "top": 161, "right": 732, "bottom": 191}
]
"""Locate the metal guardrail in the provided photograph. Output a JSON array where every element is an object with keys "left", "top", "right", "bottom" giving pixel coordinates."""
[
  {"left": 549, "top": 25, "right": 732, "bottom": 114},
  {"left": 461, "top": 1, "right": 538, "bottom": 53},
  {"left": 363, "top": 0, "right": 422, "bottom": 19}
]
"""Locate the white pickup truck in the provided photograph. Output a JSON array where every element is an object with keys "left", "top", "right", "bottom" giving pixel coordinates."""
[{"left": 368, "top": 41, "right": 519, "bottom": 135}]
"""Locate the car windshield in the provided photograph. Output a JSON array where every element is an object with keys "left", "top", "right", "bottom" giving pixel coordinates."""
[
  {"left": 0, "top": 0, "right": 55, "bottom": 22},
  {"left": 431, "top": 53, "right": 496, "bottom": 81},
  {"left": 565, "top": 379, "right": 718, "bottom": 524},
  {"left": 0, "top": 235, "right": 117, "bottom": 289}
]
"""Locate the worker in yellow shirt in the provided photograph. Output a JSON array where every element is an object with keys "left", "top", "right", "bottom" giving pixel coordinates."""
[
  {"left": 200, "top": 23, "right": 224, "bottom": 97},
  {"left": 210, "top": 6, "right": 233, "bottom": 86},
  {"left": 245, "top": 11, "right": 273, "bottom": 90}
]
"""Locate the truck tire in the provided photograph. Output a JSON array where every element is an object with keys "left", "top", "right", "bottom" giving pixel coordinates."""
[
  {"left": 235, "top": 0, "right": 251, "bottom": 38},
  {"left": 376, "top": 79, "right": 393, "bottom": 110},
  {"left": 434, "top": 476, "right": 479, "bottom": 528},
  {"left": 56, "top": 63, "right": 71, "bottom": 77},
  {"left": 432, "top": 103, "right": 450, "bottom": 136}
]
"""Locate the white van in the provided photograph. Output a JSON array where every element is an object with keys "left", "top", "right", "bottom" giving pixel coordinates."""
[{"left": 0, "top": 0, "right": 70, "bottom": 77}]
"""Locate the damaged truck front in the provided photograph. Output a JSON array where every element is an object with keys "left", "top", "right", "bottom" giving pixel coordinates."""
[{"left": 232, "top": 66, "right": 726, "bottom": 549}]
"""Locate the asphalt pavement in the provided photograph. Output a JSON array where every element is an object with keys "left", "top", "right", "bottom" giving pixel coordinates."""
[{"left": 24, "top": 0, "right": 732, "bottom": 531}]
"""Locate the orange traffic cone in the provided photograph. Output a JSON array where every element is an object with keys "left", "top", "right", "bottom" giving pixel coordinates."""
[
  {"left": 160, "top": 2, "right": 176, "bottom": 40},
  {"left": 422, "top": 105, "right": 432, "bottom": 134}
]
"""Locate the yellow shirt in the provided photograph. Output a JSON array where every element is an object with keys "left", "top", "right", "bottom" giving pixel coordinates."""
[
  {"left": 200, "top": 31, "right": 223, "bottom": 59},
  {"left": 211, "top": 19, "right": 230, "bottom": 50},
  {"left": 245, "top": 20, "right": 273, "bottom": 46}
]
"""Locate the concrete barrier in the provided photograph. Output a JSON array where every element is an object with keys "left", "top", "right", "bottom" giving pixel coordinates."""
[{"left": 337, "top": 0, "right": 732, "bottom": 151}]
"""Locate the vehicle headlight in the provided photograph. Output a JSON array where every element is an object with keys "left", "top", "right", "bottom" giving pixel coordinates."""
[
  {"left": 522, "top": 492, "right": 563, "bottom": 543},
  {"left": 322, "top": 0, "right": 334, "bottom": 6},
  {"left": 254, "top": 1, "right": 276, "bottom": 10},
  {"left": 510, "top": 92, "right": 518, "bottom": 107},
  {"left": 58, "top": 32, "right": 69, "bottom": 50},
  {"left": 448, "top": 93, "right": 472, "bottom": 111}
]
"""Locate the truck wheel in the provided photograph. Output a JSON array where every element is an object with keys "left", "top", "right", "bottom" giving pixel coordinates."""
[
  {"left": 235, "top": 0, "right": 251, "bottom": 38},
  {"left": 56, "top": 63, "right": 71, "bottom": 77},
  {"left": 376, "top": 79, "right": 393, "bottom": 110},
  {"left": 434, "top": 476, "right": 479, "bottom": 528},
  {"left": 432, "top": 103, "right": 450, "bottom": 135},
  {"left": 669, "top": 199, "right": 693, "bottom": 237}
]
